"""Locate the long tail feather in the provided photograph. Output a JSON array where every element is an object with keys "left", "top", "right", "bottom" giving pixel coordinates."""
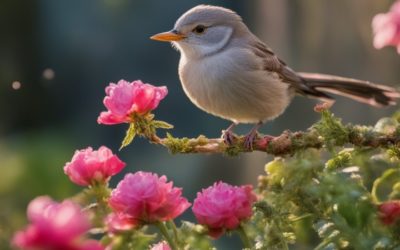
[{"left": 298, "top": 72, "right": 400, "bottom": 107}]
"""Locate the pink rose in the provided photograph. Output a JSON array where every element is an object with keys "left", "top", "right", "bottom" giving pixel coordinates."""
[
  {"left": 104, "top": 212, "right": 137, "bottom": 234},
  {"left": 64, "top": 146, "right": 126, "bottom": 186},
  {"left": 150, "top": 241, "right": 171, "bottom": 250},
  {"left": 97, "top": 80, "right": 168, "bottom": 125},
  {"left": 372, "top": 1, "right": 400, "bottom": 53},
  {"left": 109, "top": 171, "right": 191, "bottom": 224},
  {"left": 12, "top": 196, "right": 103, "bottom": 250},
  {"left": 378, "top": 200, "right": 400, "bottom": 225},
  {"left": 192, "top": 182, "right": 257, "bottom": 238}
]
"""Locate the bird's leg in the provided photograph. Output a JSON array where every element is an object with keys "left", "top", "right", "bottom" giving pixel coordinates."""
[
  {"left": 222, "top": 123, "right": 237, "bottom": 145},
  {"left": 244, "top": 122, "right": 263, "bottom": 150}
]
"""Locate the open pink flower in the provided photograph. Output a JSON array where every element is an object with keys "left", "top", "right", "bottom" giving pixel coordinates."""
[
  {"left": 372, "top": 1, "right": 400, "bottom": 53},
  {"left": 192, "top": 182, "right": 257, "bottom": 238},
  {"left": 12, "top": 196, "right": 103, "bottom": 250},
  {"left": 97, "top": 80, "right": 168, "bottom": 125},
  {"left": 378, "top": 200, "right": 400, "bottom": 225},
  {"left": 109, "top": 171, "right": 191, "bottom": 224},
  {"left": 150, "top": 241, "right": 171, "bottom": 250},
  {"left": 64, "top": 146, "right": 126, "bottom": 186}
]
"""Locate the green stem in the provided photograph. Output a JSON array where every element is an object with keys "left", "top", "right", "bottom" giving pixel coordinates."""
[
  {"left": 314, "top": 234, "right": 339, "bottom": 250},
  {"left": 371, "top": 168, "right": 400, "bottom": 203},
  {"left": 237, "top": 225, "right": 252, "bottom": 249},
  {"left": 156, "top": 221, "right": 179, "bottom": 250},
  {"left": 89, "top": 182, "right": 111, "bottom": 227},
  {"left": 289, "top": 213, "right": 313, "bottom": 222},
  {"left": 315, "top": 239, "right": 331, "bottom": 250},
  {"left": 167, "top": 220, "right": 180, "bottom": 245},
  {"left": 94, "top": 183, "right": 110, "bottom": 207}
]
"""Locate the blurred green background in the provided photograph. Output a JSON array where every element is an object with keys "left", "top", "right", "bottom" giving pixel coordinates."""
[{"left": 1, "top": 0, "right": 399, "bottom": 249}]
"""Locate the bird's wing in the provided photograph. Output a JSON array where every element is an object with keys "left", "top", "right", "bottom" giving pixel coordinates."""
[
  {"left": 251, "top": 41, "right": 334, "bottom": 100},
  {"left": 251, "top": 41, "right": 399, "bottom": 106}
]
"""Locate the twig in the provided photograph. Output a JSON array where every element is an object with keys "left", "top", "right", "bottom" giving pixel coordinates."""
[{"left": 146, "top": 111, "right": 400, "bottom": 156}]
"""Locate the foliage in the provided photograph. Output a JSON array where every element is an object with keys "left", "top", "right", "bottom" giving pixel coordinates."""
[
  {"left": 110, "top": 110, "right": 400, "bottom": 249},
  {"left": 11, "top": 108, "right": 400, "bottom": 250}
]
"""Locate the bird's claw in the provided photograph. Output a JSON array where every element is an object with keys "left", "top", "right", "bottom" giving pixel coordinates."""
[
  {"left": 244, "top": 131, "right": 258, "bottom": 150},
  {"left": 222, "top": 123, "right": 237, "bottom": 146},
  {"left": 223, "top": 129, "right": 235, "bottom": 146},
  {"left": 243, "top": 122, "right": 263, "bottom": 150}
]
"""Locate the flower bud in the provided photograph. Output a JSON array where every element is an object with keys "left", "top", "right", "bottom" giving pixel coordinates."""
[
  {"left": 98, "top": 80, "right": 167, "bottom": 125},
  {"left": 192, "top": 182, "right": 257, "bottom": 238},
  {"left": 109, "top": 172, "right": 191, "bottom": 224},
  {"left": 379, "top": 200, "right": 400, "bottom": 225},
  {"left": 64, "top": 146, "right": 126, "bottom": 186}
]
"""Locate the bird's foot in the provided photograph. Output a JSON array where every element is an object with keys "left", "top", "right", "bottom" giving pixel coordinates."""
[
  {"left": 223, "top": 129, "right": 235, "bottom": 145},
  {"left": 243, "top": 130, "right": 258, "bottom": 150},
  {"left": 243, "top": 122, "right": 263, "bottom": 150},
  {"left": 222, "top": 123, "right": 237, "bottom": 146}
]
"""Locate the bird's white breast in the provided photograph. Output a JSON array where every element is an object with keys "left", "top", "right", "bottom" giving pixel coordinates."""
[{"left": 178, "top": 47, "right": 292, "bottom": 124}]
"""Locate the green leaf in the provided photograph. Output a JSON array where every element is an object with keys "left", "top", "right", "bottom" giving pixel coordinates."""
[
  {"left": 152, "top": 120, "right": 174, "bottom": 129},
  {"left": 120, "top": 123, "right": 136, "bottom": 150}
]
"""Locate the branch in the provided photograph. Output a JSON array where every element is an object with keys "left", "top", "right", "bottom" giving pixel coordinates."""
[{"left": 147, "top": 110, "right": 400, "bottom": 156}]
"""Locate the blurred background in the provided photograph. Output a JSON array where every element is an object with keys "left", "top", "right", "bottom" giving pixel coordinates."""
[{"left": 1, "top": 0, "right": 399, "bottom": 249}]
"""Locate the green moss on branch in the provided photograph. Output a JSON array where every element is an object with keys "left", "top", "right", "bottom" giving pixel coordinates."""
[{"left": 148, "top": 110, "right": 400, "bottom": 156}]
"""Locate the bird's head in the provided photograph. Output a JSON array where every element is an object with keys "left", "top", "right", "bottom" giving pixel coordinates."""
[{"left": 151, "top": 5, "right": 248, "bottom": 59}]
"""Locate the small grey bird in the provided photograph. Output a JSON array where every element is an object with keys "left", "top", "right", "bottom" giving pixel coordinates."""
[{"left": 151, "top": 5, "right": 400, "bottom": 149}]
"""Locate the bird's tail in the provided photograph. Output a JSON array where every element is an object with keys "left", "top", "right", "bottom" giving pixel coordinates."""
[{"left": 298, "top": 72, "right": 400, "bottom": 107}]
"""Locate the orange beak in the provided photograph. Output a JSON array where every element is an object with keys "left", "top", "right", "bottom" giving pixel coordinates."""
[{"left": 150, "top": 30, "right": 186, "bottom": 42}]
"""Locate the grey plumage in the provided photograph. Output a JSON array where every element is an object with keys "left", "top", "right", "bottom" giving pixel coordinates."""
[{"left": 151, "top": 5, "right": 400, "bottom": 148}]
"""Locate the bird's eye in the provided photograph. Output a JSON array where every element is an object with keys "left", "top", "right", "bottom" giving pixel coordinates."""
[{"left": 192, "top": 25, "right": 207, "bottom": 34}]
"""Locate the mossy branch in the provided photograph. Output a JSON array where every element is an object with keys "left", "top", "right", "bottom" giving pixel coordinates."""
[{"left": 147, "top": 109, "right": 400, "bottom": 156}]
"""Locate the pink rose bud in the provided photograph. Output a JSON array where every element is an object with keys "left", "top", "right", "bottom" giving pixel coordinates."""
[
  {"left": 105, "top": 212, "right": 137, "bottom": 234},
  {"left": 379, "top": 200, "right": 400, "bottom": 225},
  {"left": 192, "top": 182, "right": 257, "bottom": 238},
  {"left": 150, "top": 241, "right": 171, "bottom": 250},
  {"left": 109, "top": 171, "right": 191, "bottom": 224},
  {"left": 12, "top": 196, "right": 103, "bottom": 250},
  {"left": 372, "top": 1, "right": 400, "bottom": 54},
  {"left": 97, "top": 80, "right": 168, "bottom": 125},
  {"left": 64, "top": 146, "right": 126, "bottom": 186}
]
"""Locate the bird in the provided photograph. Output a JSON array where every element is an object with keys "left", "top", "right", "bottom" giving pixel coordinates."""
[{"left": 150, "top": 5, "right": 400, "bottom": 149}]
